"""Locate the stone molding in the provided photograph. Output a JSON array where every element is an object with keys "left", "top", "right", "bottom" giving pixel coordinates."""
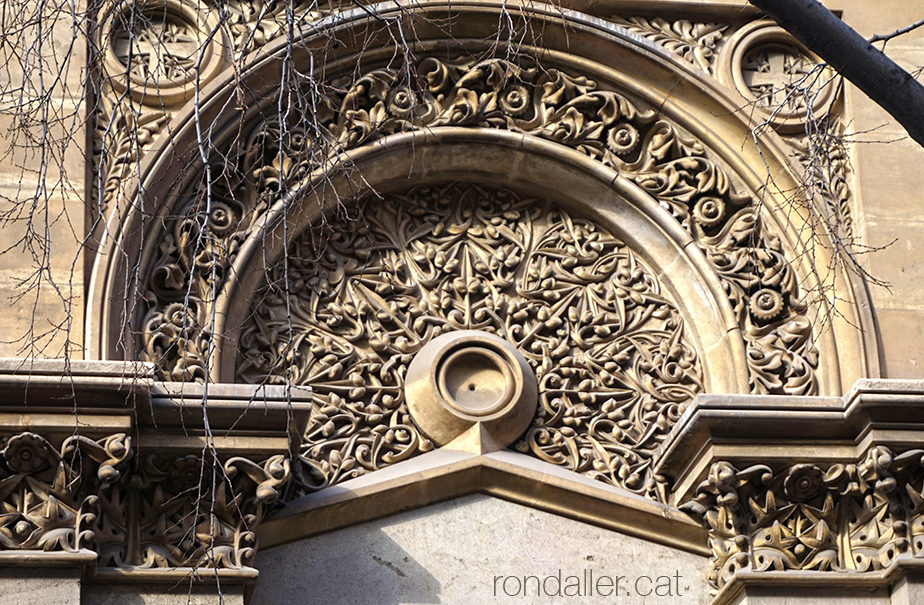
[
  {"left": 661, "top": 380, "right": 924, "bottom": 598},
  {"left": 2, "top": 361, "right": 924, "bottom": 603},
  {"left": 89, "top": 0, "right": 875, "bottom": 406},
  {"left": 139, "top": 53, "right": 819, "bottom": 401},
  {"left": 0, "top": 360, "right": 311, "bottom": 593},
  {"left": 257, "top": 446, "right": 710, "bottom": 557}
]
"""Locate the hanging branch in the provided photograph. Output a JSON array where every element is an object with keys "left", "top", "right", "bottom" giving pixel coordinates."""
[{"left": 749, "top": 0, "right": 924, "bottom": 147}]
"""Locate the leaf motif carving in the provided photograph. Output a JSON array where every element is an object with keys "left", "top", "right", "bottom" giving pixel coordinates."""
[{"left": 237, "top": 183, "right": 703, "bottom": 498}]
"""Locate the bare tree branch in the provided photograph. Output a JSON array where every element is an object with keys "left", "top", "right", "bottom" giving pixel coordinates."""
[
  {"left": 749, "top": 0, "right": 924, "bottom": 147},
  {"left": 869, "top": 16, "right": 924, "bottom": 45}
]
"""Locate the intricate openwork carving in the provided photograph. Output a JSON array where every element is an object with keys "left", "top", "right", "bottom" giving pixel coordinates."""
[
  {"left": 236, "top": 183, "right": 703, "bottom": 497},
  {"left": 138, "top": 55, "right": 819, "bottom": 400},
  {"left": 100, "top": 0, "right": 227, "bottom": 105},
  {"left": 612, "top": 17, "right": 728, "bottom": 75},
  {"left": 682, "top": 447, "right": 924, "bottom": 590},
  {"left": 720, "top": 21, "right": 835, "bottom": 131},
  {"left": 0, "top": 432, "right": 131, "bottom": 552},
  {"left": 111, "top": 7, "right": 200, "bottom": 83}
]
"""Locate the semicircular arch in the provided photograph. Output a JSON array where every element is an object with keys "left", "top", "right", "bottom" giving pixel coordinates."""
[{"left": 87, "top": 0, "right": 876, "bottom": 401}]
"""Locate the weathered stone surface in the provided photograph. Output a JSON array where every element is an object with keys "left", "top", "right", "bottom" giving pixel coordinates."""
[
  {"left": 0, "top": 569, "right": 81, "bottom": 605},
  {"left": 253, "top": 494, "right": 710, "bottom": 605},
  {"left": 82, "top": 584, "right": 245, "bottom": 605}
]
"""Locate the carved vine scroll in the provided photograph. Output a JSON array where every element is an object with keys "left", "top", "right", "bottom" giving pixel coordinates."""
[
  {"left": 0, "top": 429, "right": 288, "bottom": 570},
  {"left": 95, "top": 452, "right": 288, "bottom": 569},
  {"left": 0, "top": 432, "right": 131, "bottom": 552},
  {"left": 683, "top": 448, "right": 924, "bottom": 590},
  {"left": 236, "top": 183, "right": 703, "bottom": 498},
  {"left": 612, "top": 17, "right": 728, "bottom": 75},
  {"left": 139, "top": 55, "right": 820, "bottom": 403}
]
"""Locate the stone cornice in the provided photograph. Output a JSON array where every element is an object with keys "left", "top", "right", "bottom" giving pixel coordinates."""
[
  {"left": 0, "top": 360, "right": 311, "bottom": 591},
  {"left": 660, "top": 379, "right": 924, "bottom": 596}
]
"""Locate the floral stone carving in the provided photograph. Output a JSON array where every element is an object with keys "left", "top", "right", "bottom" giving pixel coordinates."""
[
  {"left": 236, "top": 182, "right": 703, "bottom": 498},
  {"left": 612, "top": 17, "right": 728, "bottom": 75},
  {"left": 0, "top": 432, "right": 131, "bottom": 552},
  {"left": 0, "top": 427, "right": 289, "bottom": 570},
  {"left": 94, "top": 451, "right": 289, "bottom": 569},
  {"left": 682, "top": 447, "right": 924, "bottom": 590},
  {"left": 139, "top": 55, "right": 819, "bottom": 403}
]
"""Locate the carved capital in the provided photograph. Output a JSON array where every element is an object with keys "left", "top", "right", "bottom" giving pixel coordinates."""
[
  {"left": 0, "top": 431, "right": 131, "bottom": 552},
  {"left": 683, "top": 447, "right": 924, "bottom": 590},
  {"left": 0, "top": 423, "right": 292, "bottom": 571},
  {"left": 95, "top": 450, "right": 291, "bottom": 570}
]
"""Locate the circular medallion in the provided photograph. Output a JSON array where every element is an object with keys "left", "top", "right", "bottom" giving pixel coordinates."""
[
  {"left": 101, "top": 0, "right": 226, "bottom": 105},
  {"left": 406, "top": 331, "right": 538, "bottom": 446},
  {"left": 718, "top": 21, "right": 835, "bottom": 132}
]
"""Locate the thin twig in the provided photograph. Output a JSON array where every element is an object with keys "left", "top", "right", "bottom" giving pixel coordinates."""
[{"left": 869, "top": 16, "right": 924, "bottom": 45}]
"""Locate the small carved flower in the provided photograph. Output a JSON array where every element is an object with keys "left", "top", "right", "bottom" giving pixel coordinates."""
[
  {"left": 388, "top": 87, "right": 414, "bottom": 119},
  {"left": 692, "top": 196, "right": 726, "bottom": 229},
  {"left": 3, "top": 433, "right": 51, "bottom": 474},
  {"left": 207, "top": 202, "right": 235, "bottom": 236},
  {"left": 606, "top": 123, "right": 639, "bottom": 155},
  {"left": 749, "top": 288, "right": 786, "bottom": 323},
  {"left": 169, "top": 455, "right": 203, "bottom": 492},
  {"left": 499, "top": 84, "right": 531, "bottom": 117},
  {"left": 784, "top": 464, "right": 823, "bottom": 502}
]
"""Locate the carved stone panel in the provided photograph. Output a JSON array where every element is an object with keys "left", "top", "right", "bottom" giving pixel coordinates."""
[
  {"left": 135, "top": 55, "right": 819, "bottom": 402},
  {"left": 236, "top": 182, "right": 703, "bottom": 499}
]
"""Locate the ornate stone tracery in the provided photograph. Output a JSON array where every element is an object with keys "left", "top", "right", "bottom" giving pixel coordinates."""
[
  {"left": 236, "top": 182, "right": 703, "bottom": 498},
  {"left": 137, "top": 55, "right": 820, "bottom": 404}
]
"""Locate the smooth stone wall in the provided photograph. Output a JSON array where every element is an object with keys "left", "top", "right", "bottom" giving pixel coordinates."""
[{"left": 253, "top": 494, "right": 710, "bottom": 605}]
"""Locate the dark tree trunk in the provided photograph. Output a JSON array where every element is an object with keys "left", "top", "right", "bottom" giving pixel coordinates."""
[{"left": 749, "top": 0, "right": 924, "bottom": 147}]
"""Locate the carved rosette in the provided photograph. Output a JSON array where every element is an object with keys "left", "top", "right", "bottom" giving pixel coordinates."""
[
  {"left": 682, "top": 447, "right": 924, "bottom": 590},
  {"left": 139, "top": 55, "right": 819, "bottom": 404},
  {"left": 236, "top": 183, "right": 703, "bottom": 498}
]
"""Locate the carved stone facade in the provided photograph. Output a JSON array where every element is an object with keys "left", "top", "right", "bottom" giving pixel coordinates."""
[
  {"left": 1, "top": 0, "right": 922, "bottom": 603},
  {"left": 684, "top": 447, "right": 923, "bottom": 590}
]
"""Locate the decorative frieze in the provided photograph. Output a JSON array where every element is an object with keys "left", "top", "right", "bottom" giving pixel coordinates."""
[
  {"left": 0, "top": 429, "right": 290, "bottom": 570},
  {"left": 682, "top": 447, "right": 924, "bottom": 590},
  {"left": 0, "top": 431, "right": 131, "bottom": 552},
  {"left": 95, "top": 451, "right": 289, "bottom": 569}
]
